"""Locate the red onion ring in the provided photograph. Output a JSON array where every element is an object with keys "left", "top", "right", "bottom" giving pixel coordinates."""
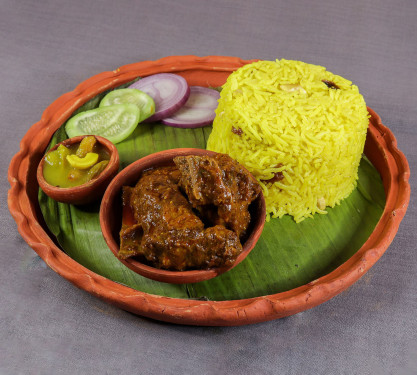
[
  {"left": 161, "top": 86, "right": 220, "bottom": 128},
  {"left": 129, "top": 73, "right": 190, "bottom": 122}
]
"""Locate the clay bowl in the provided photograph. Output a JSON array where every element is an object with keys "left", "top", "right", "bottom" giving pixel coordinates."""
[
  {"left": 37, "top": 135, "right": 120, "bottom": 205},
  {"left": 100, "top": 148, "right": 266, "bottom": 284}
]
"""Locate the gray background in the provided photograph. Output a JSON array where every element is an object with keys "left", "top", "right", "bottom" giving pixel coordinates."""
[{"left": 1, "top": 0, "right": 416, "bottom": 374}]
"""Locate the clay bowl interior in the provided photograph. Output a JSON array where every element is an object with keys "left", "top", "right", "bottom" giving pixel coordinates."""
[
  {"left": 100, "top": 148, "right": 266, "bottom": 284},
  {"left": 37, "top": 135, "right": 120, "bottom": 205}
]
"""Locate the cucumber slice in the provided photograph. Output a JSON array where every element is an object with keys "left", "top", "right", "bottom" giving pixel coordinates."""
[
  {"left": 99, "top": 88, "right": 155, "bottom": 122},
  {"left": 65, "top": 104, "right": 140, "bottom": 144}
]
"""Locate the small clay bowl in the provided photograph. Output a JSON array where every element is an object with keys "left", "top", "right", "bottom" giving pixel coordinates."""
[
  {"left": 100, "top": 148, "right": 266, "bottom": 284},
  {"left": 37, "top": 135, "right": 119, "bottom": 205}
]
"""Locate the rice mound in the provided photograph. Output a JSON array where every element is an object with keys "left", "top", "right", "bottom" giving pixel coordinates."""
[{"left": 207, "top": 59, "right": 369, "bottom": 222}]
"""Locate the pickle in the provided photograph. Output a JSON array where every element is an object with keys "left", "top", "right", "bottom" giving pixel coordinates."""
[
  {"left": 57, "top": 144, "right": 71, "bottom": 163},
  {"left": 67, "top": 168, "right": 84, "bottom": 181},
  {"left": 86, "top": 160, "right": 109, "bottom": 181},
  {"left": 44, "top": 150, "right": 61, "bottom": 167},
  {"left": 42, "top": 138, "right": 110, "bottom": 188},
  {"left": 76, "top": 136, "right": 96, "bottom": 158},
  {"left": 45, "top": 145, "right": 70, "bottom": 168},
  {"left": 66, "top": 153, "right": 99, "bottom": 169}
]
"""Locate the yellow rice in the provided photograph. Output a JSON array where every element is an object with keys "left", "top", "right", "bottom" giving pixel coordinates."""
[{"left": 207, "top": 59, "right": 369, "bottom": 222}]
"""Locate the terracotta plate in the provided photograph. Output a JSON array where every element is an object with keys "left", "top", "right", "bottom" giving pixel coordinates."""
[{"left": 8, "top": 56, "right": 410, "bottom": 326}]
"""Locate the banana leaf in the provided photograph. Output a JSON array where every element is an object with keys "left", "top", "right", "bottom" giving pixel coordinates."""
[{"left": 38, "top": 82, "right": 385, "bottom": 301}]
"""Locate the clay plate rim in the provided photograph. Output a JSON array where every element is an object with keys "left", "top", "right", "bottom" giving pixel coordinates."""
[
  {"left": 7, "top": 55, "right": 411, "bottom": 326},
  {"left": 99, "top": 148, "right": 266, "bottom": 284}
]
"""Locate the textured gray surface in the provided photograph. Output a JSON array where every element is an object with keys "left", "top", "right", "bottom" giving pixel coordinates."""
[{"left": 1, "top": 0, "right": 416, "bottom": 374}]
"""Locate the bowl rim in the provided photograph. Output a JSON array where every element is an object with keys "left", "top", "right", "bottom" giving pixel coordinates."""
[
  {"left": 36, "top": 135, "right": 119, "bottom": 204},
  {"left": 99, "top": 148, "right": 266, "bottom": 284},
  {"left": 7, "top": 55, "right": 411, "bottom": 326}
]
